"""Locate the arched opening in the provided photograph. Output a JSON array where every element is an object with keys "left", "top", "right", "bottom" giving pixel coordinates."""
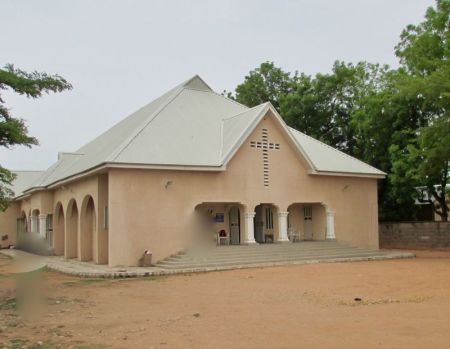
[
  {"left": 53, "top": 203, "right": 65, "bottom": 256},
  {"left": 80, "top": 195, "right": 95, "bottom": 262},
  {"left": 31, "top": 209, "right": 40, "bottom": 234},
  {"left": 254, "top": 204, "right": 278, "bottom": 243},
  {"left": 287, "top": 203, "right": 327, "bottom": 241},
  {"left": 194, "top": 202, "right": 245, "bottom": 246},
  {"left": 65, "top": 199, "right": 79, "bottom": 259},
  {"left": 17, "top": 211, "right": 27, "bottom": 241}
]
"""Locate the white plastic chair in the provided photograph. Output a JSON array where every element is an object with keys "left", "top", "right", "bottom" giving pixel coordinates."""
[
  {"left": 288, "top": 227, "right": 300, "bottom": 242},
  {"left": 217, "top": 230, "right": 229, "bottom": 246}
]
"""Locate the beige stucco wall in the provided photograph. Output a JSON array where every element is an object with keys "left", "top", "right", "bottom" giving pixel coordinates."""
[
  {"left": 52, "top": 174, "right": 108, "bottom": 263},
  {"left": 0, "top": 202, "right": 20, "bottom": 247},
  {"left": 108, "top": 111, "right": 380, "bottom": 266},
  {"left": 0, "top": 174, "right": 109, "bottom": 264},
  {"left": 0, "top": 110, "right": 380, "bottom": 266}
]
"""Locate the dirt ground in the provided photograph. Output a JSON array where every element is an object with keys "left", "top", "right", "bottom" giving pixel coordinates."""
[{"left": 1, "top": 251, "right": 450, "bottom": 349}]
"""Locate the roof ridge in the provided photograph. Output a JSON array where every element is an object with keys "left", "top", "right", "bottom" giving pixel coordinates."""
[
  {"left": 12, "top": 170, "right": 45, "bottom": 173},
  {"left": 182, "top": 75, "right": 213, "bottom": 91},
  {"left": 26, "top": 157, "right": 67, "bottom": 191},
  {"left": 287, "top": 126, "right": 384, "bottom": 173},
  {"left": 222, "top": 103, "right": 266, "bottom": 121},
  {"left": 220, "top": 104, "right": 270, "bottom": 164},
  {"left": 109, "top": 87, "right": 185, "bottom": 162},
  {"left": 210, "top": 90, "right": 250, "bottom": 110}
]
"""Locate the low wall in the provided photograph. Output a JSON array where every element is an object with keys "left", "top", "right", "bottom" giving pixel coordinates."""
[{"left": 379, "top": 221, "right": 450, "bottom": 249}]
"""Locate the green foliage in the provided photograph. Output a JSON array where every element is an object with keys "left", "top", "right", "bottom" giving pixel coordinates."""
[
  {"left": 228, "top": 61, "right": 294, "bottom": 110},
  {"left": 395, "top": 0, "right": 450, "bottom": 76},
  {"left": 0, "top": 64, "right": 72, "bottom": 210},
  {"left": 0, "top": 166, "right": 16, "bottom": 211},
  {"left": 228, "top": 0, "right": 450, "bottom": 221},
  {"left": 281, "top": 61, "right": 389, "bottom": 155}
]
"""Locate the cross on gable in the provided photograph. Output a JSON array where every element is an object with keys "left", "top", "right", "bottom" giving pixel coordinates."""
[{"left": 250, "top": 128, "right": 280, "bottom": 187}]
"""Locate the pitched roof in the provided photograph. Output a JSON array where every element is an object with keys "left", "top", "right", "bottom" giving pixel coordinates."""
[
  {"left": 288, "top": 127, "right": 385, "bottom": 176},
  {"left": 9, "top": 171, "right": 44, "bottom": 198},
  {"left": 23, "top": 75, "right": 385, "bottom": 193}
]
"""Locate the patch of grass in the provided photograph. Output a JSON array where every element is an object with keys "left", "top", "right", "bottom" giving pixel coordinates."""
[
  {"left": 47, "top": 296, "right": 85, "bottom": 305},
  {"left": 28, "top": 341, "right": 59, "bottom": 349},
  {"left": 4, "top": 338, "right": 27, "bottom": 349},
  {"left": 0, "top": 297, "right": 17, "bottom": 311},
  {"left": 63, "top": 278, "right": 110, "bottom": 287},
  {"left": 338, "top": 295, "right": 431, "bottom": 306},
  {"left": 120, "top": 274, "right": 167, "bottom": 283},
  {"left": 79, "top": 278, "right": 109, "bottom": 284},
  {"left": 2, "top": 338, "right": 104, "bottom": 349},
  {"left": 138, "top": 275, "right": 166, "bottom": 282}
]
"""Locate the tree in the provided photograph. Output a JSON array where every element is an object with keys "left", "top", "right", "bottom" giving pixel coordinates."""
[
  {"left": 0, "top": 64, "right": 72, "bottom": 210},
  {"left": 351, "top": 68, "right": 432, "bottom": 221},
  {"left": 391, "top": 0, "right": 450, "bottom": 220},
  {"left": 227, "top": 62, "right": 294, "bottom": 111},
  {"left": 281, "top": 61, "right": 388, "bottom": 155}
]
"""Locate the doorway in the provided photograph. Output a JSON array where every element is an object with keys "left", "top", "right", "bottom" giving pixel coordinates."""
[
  {"left": 229, "top": 206, "right": 240, "bottom": 245},
  {"left": 254, "top": 204, "right": 276, "bottom": 243},
  {"left": 303, "top": 205, "right": 313, "bottom": 240}
]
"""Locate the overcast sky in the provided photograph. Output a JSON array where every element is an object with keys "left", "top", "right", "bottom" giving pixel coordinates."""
[{"left": 1, "top": 0, "right": 434, "bottom": 170}]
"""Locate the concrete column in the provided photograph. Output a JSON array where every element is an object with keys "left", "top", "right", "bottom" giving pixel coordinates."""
[
  {"left": 39, "top": 214, "right": 48, "bottom": 238},
  {"left": 326, "top": 211, "right": 336, "bottom": 240},
  {"left": 277, "top": 211, "right": 290, "bottom": 242},
  {"left": 244, "top": 212, "right": 256, "bottom": 244}
]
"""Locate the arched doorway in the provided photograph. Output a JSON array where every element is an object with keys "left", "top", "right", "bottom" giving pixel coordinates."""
[
  {"left": 287, "top": 203, "right": 327, "bottom": 241},
  {"left": 31, "top": 209, "right": 40, "bottom": 234},
  {"left": 17, "top": 211, "right": 27, "bottom": 241},
  {"left": 254, "top": 204, "right": 278, "bottom": 243},
  {"left": 194, "top": 202, "right": 245, "bottom": 246},
  {"left": 65, "top": 199, "right": 79, "bottom": 259},
  {"left": 80, "top": 196, "right": 95, "bottom": 262},
  {"left": 228, "top": 206, "right": 240, "bottom": 245},
  {"left": 53, "top": 203, "right": 65, "bottom": 256}
]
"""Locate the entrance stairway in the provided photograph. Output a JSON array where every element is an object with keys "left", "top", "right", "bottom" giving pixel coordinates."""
[{"left": 156, "top": 241, "right": 412, "bottom": 271}]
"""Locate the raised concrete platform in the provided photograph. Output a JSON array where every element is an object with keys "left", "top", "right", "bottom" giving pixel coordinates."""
[
  {"left": 1, "top": 241, "right": 415, "bottom": 278},
  {"left": 156, "top": 241, "right": 415, "bottom": 270}
]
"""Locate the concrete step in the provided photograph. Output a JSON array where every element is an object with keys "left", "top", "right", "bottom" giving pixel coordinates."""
[
  {"left": 161, "top": 247, "right": 376, "bottom": 264},
  {"left": 158, "top": 250, "right": 388, "bottom": 268},
  {"left": 169, "top": 246, "right": 364, "bottom": 259},
  {"left": 157, "top": 251, "right": 390, "bottom": 269},
  {"left": 155, "top": 241, "right": 389, "bottom": 270}
]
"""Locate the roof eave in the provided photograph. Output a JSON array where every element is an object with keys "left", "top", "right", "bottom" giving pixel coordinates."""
[{"left": 308, "top": 169, "right": 386, "bottom": 179}]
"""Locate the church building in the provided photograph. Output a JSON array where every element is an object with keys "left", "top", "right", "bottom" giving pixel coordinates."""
[{"left": 0, "top": 76, "right": 385, "bottom": 267}]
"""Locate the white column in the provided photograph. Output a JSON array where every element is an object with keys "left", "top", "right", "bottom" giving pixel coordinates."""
[
  {"left": 244, "top": 212, "right": 256, "bottom": 244},
  {"left": 39, "top": 214, "right": 48, "bottom": 238},
  {"left": 326, "top": 211, "right": 336, "bottom": 240},
  {"left": 277, "top": 211, "right": 290, "bottom": 242}
]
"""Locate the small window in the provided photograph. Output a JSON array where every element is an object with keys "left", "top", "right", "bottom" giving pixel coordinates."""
[{"left": 304, "top": 206, "right": 312, "bottom": 220}]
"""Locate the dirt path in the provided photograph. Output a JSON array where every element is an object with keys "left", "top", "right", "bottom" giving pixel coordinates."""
[{"left": 1, "top": 250, "right": 450, "bottom": 349}]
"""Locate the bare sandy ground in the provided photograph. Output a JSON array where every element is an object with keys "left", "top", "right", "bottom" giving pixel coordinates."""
[{"left": 1, "top": 250, "right": 450, "bottom": 349}]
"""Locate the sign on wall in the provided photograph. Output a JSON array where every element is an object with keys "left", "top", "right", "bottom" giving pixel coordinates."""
[{"left": 215, "top": 213, "right": 224, "bottom": 222}]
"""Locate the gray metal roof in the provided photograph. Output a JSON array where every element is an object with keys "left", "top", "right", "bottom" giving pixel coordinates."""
[
  {"left": 288, "top": 127, "right": 385, "bottom": 176},
  {"left": 24, "top": 75, "right": 385, "bottom": 193},
  {"left": 9, "top": 171, "right": 44, "bottom": 198}
]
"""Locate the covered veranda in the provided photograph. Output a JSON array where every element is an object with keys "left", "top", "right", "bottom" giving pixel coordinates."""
[{"left": 194, "top": 201, "right": 336, "bottom": 246}]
